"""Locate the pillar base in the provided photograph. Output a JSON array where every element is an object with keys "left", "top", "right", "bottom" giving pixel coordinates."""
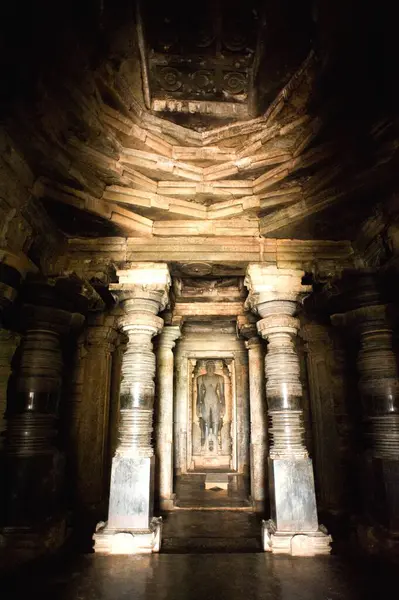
[
  {"left": 160, "top": 496, "right": 176, "bottom": 511},
  {"left": 356, "top": 521, "right": 399, "bottom": 556},
  {"left": 262, "top": 519, "right": 332, "bottom": 556},
  {"left": 0, "top": 516, "right": 66, "bottom": 571},
  {"left": 93, "top": 517, "right": 162, "bottom": 554}
]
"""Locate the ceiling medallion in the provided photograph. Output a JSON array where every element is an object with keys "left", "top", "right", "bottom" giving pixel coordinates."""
[
  {"left": 223, "top": 71, "right": 247, "bottom": 94},
  {"left": 180, "top": 262, "right": 213, "bottom": 276},
  {"left": 158, "top": 67, "right": 183, "bottom": 92},
  {"left": 191, "top": 69, "right": 214, "bottom": 92}
]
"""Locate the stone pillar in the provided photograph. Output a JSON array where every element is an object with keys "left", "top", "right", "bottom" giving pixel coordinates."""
[
  {"left": 94, "top": 263, "right": 170, "bottom": 554},
  {"left": 68, "top": 314, "right": 117, "bottom": 510},
  {"left": 301, "top": 323, "right": 344, "bottom": 514},
  {"left": 2, "top": 297, "right": 84, "bottom": 535},
  {"left": 156, "top": 325, "right": 181, "bottom": 511},
  {"left": 245, "top": 265, "right": 331, "bottom": 556},
  {"left": 332, "top": 281, "right": 399, "bottom": 539},
  {"left": 0, "top": 249, "right": 36, "bottom": 450},
  {"left": 174, "top": 345, "right": 188, "bottom": 475},
  {"left": 239, "top": 322, "right": 267, "bottom": 512},
  {"left": 0, "top": 331, "right": 20, "bottom": 450}
]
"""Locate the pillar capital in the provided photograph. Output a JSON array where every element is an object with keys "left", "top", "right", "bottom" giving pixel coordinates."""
[
  {"left": 86, "top": 325, "right": 118, "bottom": 352},
  {"left": 300, "top": 323, "right": 332, "bottom": 346},
  {"left": 257, "top": 313, "right": 300, "bottom": 340},
  {"left": 237, "top": 320, "right": 260, "bottom": 348},
  {"left": 158, "top": 325, "right": 181, "bottom": 351},
  {"left": 331, "top": 303, "right": 393, "bottom": 331},
  {"left": 0, "top": 248, "right": 38, "bottom": 315},
  {"left": 110, "top": 263, "right": 171, "bottom": 312},
  {"left": 244, "top": 264, "right": 311, "bottom": 314}
]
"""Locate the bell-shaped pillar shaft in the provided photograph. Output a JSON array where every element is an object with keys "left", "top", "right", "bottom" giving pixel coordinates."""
[
  {"left": 94, "top": 263, "right": 170, "bottom": 554},
  {"left": 245, "top": 265, "right": 331, "bottom": 556}
]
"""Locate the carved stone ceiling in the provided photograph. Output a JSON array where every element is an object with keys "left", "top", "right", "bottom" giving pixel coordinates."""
[{"left": 1, "top": 1, "right": 398, "bottom": 241}]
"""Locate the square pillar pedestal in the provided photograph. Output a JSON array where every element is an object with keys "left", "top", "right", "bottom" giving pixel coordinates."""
[
  {"left": 93, "top": 456, "right": 162, "bottom": 554},
  {"left": 262, "top": 458, "right": 332, "bottom": 556}
]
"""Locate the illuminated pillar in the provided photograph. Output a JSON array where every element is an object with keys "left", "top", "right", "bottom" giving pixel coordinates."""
[
  {"left": 245, "top": 265, "right": 331, "bottom": 556},
  {"left": 94, "top": 263, "right": 170, "bottom": 554}
]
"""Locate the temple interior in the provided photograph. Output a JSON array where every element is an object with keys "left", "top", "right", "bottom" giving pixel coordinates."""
[{"left": 1, "top": 0, "right": 399, "bottom": 597}]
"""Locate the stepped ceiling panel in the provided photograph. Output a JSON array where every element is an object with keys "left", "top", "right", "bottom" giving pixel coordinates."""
[{"left": 1, "top": 1, "right": 398, "bottom": 241}]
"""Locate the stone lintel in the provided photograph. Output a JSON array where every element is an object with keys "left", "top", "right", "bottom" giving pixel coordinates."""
[{"left": 174, "top": 301, "right": 245, "bottom": 317}]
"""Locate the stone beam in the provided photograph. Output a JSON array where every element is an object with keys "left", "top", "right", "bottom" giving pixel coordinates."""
[
  {"left": 174, "top": 301, "right": 245, "bottom": 318},
  {"left": 61, "top": 237, "right": 355, "bottom": 277}
]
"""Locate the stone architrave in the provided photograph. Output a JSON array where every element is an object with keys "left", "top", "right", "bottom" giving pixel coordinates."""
[
  {"left": 245, "top": 265, "right": 331, "bottom": 556},
  {"left": 94, "top": 263, "right": 170, "bottom": 554},
  {"left": 301, "top": 323, "right": 344, "bottom": 514},
  {"left": 0, "top": 330, "right": 20, "bottom": 450},
  {"left": 68, "top": 314, "right": 117, "bottom": 509},
  {"left": 239, "top": 322, "right": 267, "bottom": 512},
  {"left": 156, "top": 325, "right": 181, "bottom": 510}
]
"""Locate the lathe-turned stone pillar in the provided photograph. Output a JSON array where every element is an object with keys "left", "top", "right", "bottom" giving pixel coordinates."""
[
  {"left": 68, "top": 314, "right": 117, "bottom": 510},
  {"left": 239, "top": 321, "right": 267, "bottom": 512},
  {"left": 0, "top": 249, "right": 36, "bottom": 452},
  {"left": 2, "top": 283, "right": 85, "bottom": 536},
  {"left": 0, "top": 331, "right": 20, "bottom": 450},
  {"left": 156, "top": 325, "right": 181, "bottom": 511},
  {"left": 332, "top": 281, "right": 399, "bottom": 537},
  {"left": 245, "top": 265, "right": 331, "bottom": 556},
  {"left": 94, "top": 263, "right": 170, "bottom": 554}
]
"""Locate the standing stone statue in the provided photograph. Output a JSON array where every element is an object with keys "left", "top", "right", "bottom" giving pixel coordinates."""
[{"left": 196, "top": 361, "right": 225, "bottom": 450}]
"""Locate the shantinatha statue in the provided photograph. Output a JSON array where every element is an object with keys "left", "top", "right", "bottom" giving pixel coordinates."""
[{"left": 196, "top": 360, "right": 225, "bottom": 450}]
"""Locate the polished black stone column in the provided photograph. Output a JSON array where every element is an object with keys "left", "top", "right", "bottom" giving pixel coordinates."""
[
  {"left": 0, "top": 277, "right": 99, "bottom": 564},
  {"left": 331, "top": 271, "right": 399, "bottom": 540}
]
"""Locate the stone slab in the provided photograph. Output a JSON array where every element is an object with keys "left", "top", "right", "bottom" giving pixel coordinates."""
[
  {"left": 108, "top": 455, "right": 154, "bottom": 531},
  {"left": 205, "top": 473, "right": 229, "bottom": 490},
  {"left": 269, "top": 458, "right": 318, "bottom": 532}
]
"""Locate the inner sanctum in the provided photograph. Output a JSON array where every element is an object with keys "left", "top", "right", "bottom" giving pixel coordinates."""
[{"left": 1, "top": 0, "right": 399, "bottom": 595}]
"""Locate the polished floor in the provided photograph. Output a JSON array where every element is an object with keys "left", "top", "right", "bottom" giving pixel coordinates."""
[
  {"left": 2, "top": 552, "right": 397, "bottom": 600},
  {"left": 162, "top": 510, "right": 262, "bottom": 552},
  {"left": 174, "top": 474, "right": 250, "bottom": 508}
]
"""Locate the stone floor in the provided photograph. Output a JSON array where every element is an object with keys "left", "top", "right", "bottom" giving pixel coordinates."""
[
  {"left": 162, "top": 510, "right": 262, "bottom": 552},
  {"left": 174, "top": 473, "right": 251, "bottom": 508},
  {"left": 1, "top": 552, "right": 397, "bottom": 600}
]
